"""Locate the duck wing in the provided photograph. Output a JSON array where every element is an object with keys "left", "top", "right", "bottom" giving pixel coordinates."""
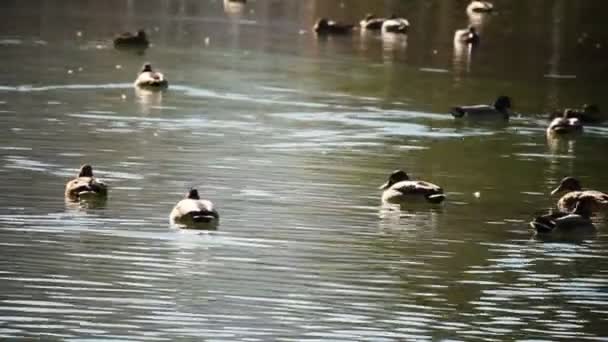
[
  {"left": 392, "top": 180, "right": 443, "bottom": 195},
  {"left": 558, "top": 190, "right": 608, "bottom": 212}
]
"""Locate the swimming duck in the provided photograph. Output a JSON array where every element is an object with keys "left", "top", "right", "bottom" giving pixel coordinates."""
[
  {"left": 170, "top": 189, "right": 219, "bottom": 227},
  {"left": 381, "top": 16, "right": 410, "bottom": 34},
  {"left": 450, "top": 96, "right": 512, "bottom": 120},
  {"left": 64, "top": 164, "right": 108, "bottom": 201},
  {"left": 466, "top": 1, "right": 494, "bottom": 13},
  {"left": 113, "top": 29, "right": 149, "bottom": 49},
  {"left": 550, "top": 104, "right": 603, "bottom": 124},
  {"left": 551, "top": 177, "right": 608, "bottom": 213},
  {"left": 546, "top": 116, "right": 583, "bottom": 135},
  {"left": 360, "top": 14, "right": 385, "bottom": 30},
  {"left": 314, "top": 18, "right": 354, "bottom": 35},
  {"left": 134, "top": 63, "right": 168, "bottom": 89},
  {"left": 454, "top": 26, "right": 480, "bottom": 45},
  {"left": 530, "top": 197, "right": 595, "bottom": 234},
  {"left": 380, "top": 170, "right": 445, "bottom": 204}
]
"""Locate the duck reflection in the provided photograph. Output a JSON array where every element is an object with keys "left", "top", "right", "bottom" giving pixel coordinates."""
[
  {"left": 378, "top": 202, "right": 442, "bottom": 235},
  {"left": 65, "top": 196, "right": 107, "bottom": 210},
  {"left": 546, "top": 128, "right": 578, "bottom": 155},
  {"left": 381, "top": 33, "right": 407, "bottom": 63},
  {"left": 135, "top": 87, "right": 164, "bottom": 115}
]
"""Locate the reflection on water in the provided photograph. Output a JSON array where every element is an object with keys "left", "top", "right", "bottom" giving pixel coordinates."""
[{"left": 1, "top": 0, "right": 608, "bottom": 340}]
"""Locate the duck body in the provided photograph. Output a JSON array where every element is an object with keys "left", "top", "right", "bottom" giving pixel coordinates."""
[
  {"left": 454, "top": 27, "right": 480, "bottom": 45},
  {"left": 380, "top": 170, "right": 445, "bottom": 204},
  {"left": 64, "top": 164, "right": 108, "bottom": 201},
  {"left": 551, "top": 177, "right": 608, "bottom": 213},
  {"left": 546, "top": 117, "right": 583, "bottom": 135},
  {"left": 530, "top": 211, "right": 593, "bottom": 234},
  {"left": 450, "top": 96, "right": 512, "bottom": 120},
  {"left": 382, "top": 18, "right": 410, "bottom": 34},
  {"left": 360, "top": 14, "right": 385, "bottom": 30},
  {"left": 114, "top": 30, "right": 149, "bottom": 49},
  {"left": 530, "top": 196, "right": 596, "bottom": 237},
  {"left": 134, "top": 63, "right": 168, "bottom": 89},
  {"left": 170, "top": 189, "right": 219, "bottom": 228},
  {"left": 314, "top": 18, "right": 354, "bottom": 35},
  {"left": 467, "top": 1, "right": 494, "bottom": 13}
]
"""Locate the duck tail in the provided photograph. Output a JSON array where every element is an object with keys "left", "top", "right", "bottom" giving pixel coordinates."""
[
  {"left": 450, "top": 107, "right": 465, "bottom": 118},
  {"left": 191, "top": 210, "right": 219, "bottom": 223}
]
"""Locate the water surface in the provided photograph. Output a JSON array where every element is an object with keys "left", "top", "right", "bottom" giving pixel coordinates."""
[{"left": 1, "top": 0, "right": 608, "bottom": 340}]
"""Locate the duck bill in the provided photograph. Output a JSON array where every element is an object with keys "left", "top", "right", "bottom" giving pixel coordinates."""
[
  {"left": 379, "top": 182, "right": 390, "bottom": 190},
  {"left": 550, "top": 185, "right": 563, "bottom": 196}
]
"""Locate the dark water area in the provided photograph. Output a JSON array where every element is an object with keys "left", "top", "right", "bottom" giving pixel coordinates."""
[{"left": 1, "top": 0, "right": 608, "bottom": 340}]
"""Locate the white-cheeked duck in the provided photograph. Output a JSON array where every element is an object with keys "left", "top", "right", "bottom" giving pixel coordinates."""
[
  {"left": 546, "top": 116, "right": 583, "bottom": 135},
  {"left": 360, "top": 14, "right": 385, "bottom": 30},
  {"left": 134, "top": 63, "right": 168, "bottom": 89},
  {"left": 382, "top": 16, "right": 410, "bottom": 34},
  {"left": 170, "top": 189, "right": 219, "bottom": 228},
  {"left": 380, "top": 170, "right": 445, "bottom": 204}
]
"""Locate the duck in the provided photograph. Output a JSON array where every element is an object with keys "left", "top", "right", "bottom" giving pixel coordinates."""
[
  {"left": 134, "top": 63, "right": 168, "bottom": 89},
  {"left": 314, "top": 18, "right": 354, "bottom": 35},
  {"left": 546, "top": 116, "right": 583, "bottom": 135},
  {"left": 360, "top": 14, "right": 385, "bottom": 30},
  {"left": 550, "top": 176, "right": 608, "bottom": 213},
  {"left": 466, "top": 1, "right": 494, "bottom": 13},
  {"left": 64, "top": 164, "right": 108, "bottom": 201},
  {"left": 450, "top": 96, "right": 512, "bottom": 120},
  {"left": 381, "top": 15, "right": 410, "bottom": 34},
  {"left": 454, "top": 26, "right": 480, "bottom": 45},
  {"left": 380, "top": 170, "right": 445, "bottom": 204},
  {"left": 113, "top": 29, "right": 149, "bottom": 49},
  {"left": 550, "top": 104, "right": 603, "bottom": 124},
  {"left": 530, "top": 197, "right": 595, "bottom": 235},
  {"left": 170, "top": 189, "right": 219, "bottom": 227}
]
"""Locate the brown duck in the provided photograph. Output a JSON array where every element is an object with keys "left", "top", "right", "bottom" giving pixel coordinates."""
[{"left": 551, "top": 177, "right": 608, "bottom": 213}]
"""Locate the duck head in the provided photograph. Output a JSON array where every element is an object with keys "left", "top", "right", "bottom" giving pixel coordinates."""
[
  {"left": 78, "top": 164, "right": 94, "bottom": 177},
  {"left": 563, "top": 108, "right": 576, "bottom": 118},
  {"left": 583, "top": 104, "right": 599, "bottom": 114},
  {"left": 494, "top": 96, "right": 512, "bottom": 112},
  {"left": 551, "top": 176, "right": 582, "bottom": 195},
  {"left": 187, "top": 188, "right": 201, "bottom": 200},
  {"left": 141, "top": 63, "right": 153, "bottom": 73},
  {"left": 137, "top": 29, "right": 147, "bottom": 39},
  {"left": 364, "top": 13, "right": 376, "bottom": 21},
  {"left": 379, "top": 170, "right": 410, "bottom": 190},
  {"left": 314, "top": 18, "right": 329, "bottom": 32}
]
